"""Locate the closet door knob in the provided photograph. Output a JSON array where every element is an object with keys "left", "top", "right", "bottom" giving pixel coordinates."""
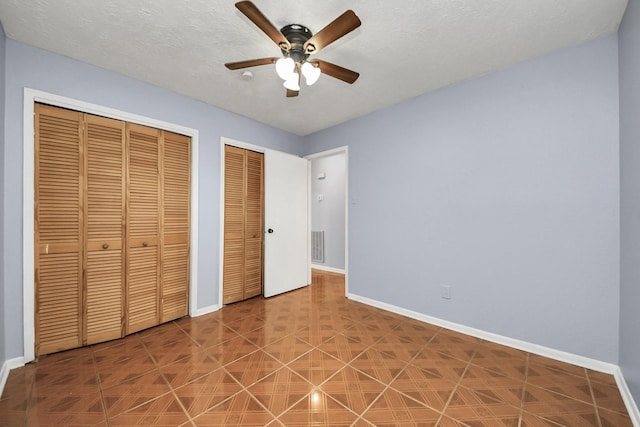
[
  {"left": 267, "top": 228, "right": 274, "bottom": 234},
  {"left": 102, "top": 243, "right": 109, "bottom": 250},
  {"left": 142, "top": 242, "right": 148, "bottom": 247}
]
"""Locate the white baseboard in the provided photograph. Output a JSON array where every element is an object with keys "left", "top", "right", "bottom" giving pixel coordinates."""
[
  {"left": 614, "top": 366, "right": 640, "bottom": 426},
  {"left": 311, "top": 264, "right": 345, "bottom": 275},
  {"left": 348, "top": 292, "right": 640, "bottom": 424},
  {"left": 0, "top": 357, "right": 26, "bottom": 397},
  {"left": 193, "top": 304, "right": 220, "bottom": 317}
]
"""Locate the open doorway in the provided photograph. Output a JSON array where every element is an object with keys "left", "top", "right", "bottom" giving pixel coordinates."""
[{"left": 306, "top": 147, "right": 348, "bottom": 294}]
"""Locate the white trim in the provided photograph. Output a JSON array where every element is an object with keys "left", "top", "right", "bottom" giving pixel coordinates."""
[
  {"left": 23, "top": 88, "right": 200, "bottom": 363},
  {"left": 218, "top": 141, "right": 225, "bottom": 308},
  {"left": 307, "top": 160, "right": 312, "bottom": 285},
  {"left": 311, "top": 264, "right": 345, "bottom": 275},
  {"left": 349, "top": 291, "right": 640, "bottom": 424},
  {"left": 221, "top": 137, "right": 268, "bottom": 154},
  {"left": 194, "top": 304, "right": 221, "bottom": 317},
  {"left": 0, "top": 357, "right": 25, "bottom": 397},
  {"left": 304, "top": 146, "right": 349, "bottom": 160},
  {"left": 23, "top": 91, "right": 36, "bottom": 363},
  {"left": 344, "top": 147, "right": 349, "bottom": 295},
  {"left": 614, "top": 367, "right": 640, "bottom": 426},
  {"left": 348, "top": 292, "right": 619, "bottom": 373},
  {"left": 188, "top": 127, "right": 200, "bottom": 318},
  {"left": 304, "top": 146, "right": 349, "bottom": 295}
]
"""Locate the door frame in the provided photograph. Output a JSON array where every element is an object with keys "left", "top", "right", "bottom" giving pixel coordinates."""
[
  {"left": 304, "top": 146, "right": 349, "bottom": 296},
  {"left": 22, "top": 88, "right": 200, "bottom": 363},
  {"left": 218, "top": 137, "right": 312, "bottom": 306}
]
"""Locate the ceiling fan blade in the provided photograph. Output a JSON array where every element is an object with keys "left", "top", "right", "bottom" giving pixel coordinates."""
[
  {"left": 225, "top": 57, "right": 278, "bottom": 70},
  {"left": 235, "top": 1, "right": 290, "bottom": 50},
  {"left": 286, "top": 89, "right": 299, "bottom": 97},
  {"left": 304, "top": 10, "right": 361, "bottom": 54},
  {"left": 312, "top": 59, "right": 359, "bottom": 84}
]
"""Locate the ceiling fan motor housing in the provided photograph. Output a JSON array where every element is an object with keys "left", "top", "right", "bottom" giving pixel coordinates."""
[{"left": 280, "top": 24, "right": 313, "bottom": 62}]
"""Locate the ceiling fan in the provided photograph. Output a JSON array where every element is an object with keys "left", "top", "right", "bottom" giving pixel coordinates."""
[{"left": 225, "top": 1, "right": 361, "bottom": 97}]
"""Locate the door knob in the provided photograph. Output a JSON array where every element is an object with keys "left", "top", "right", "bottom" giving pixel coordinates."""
[
  {"left": 142, "top": 242, "right": 148, "bottom": 247},
  {"left": 102, "top": 243, "right": 109, "bottom": 250},
  {"left": 267, "top": 228, "right": 274, "bottom": 234}
]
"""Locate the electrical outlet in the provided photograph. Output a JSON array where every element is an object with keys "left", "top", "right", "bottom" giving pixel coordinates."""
[{"left": 441, "top": 285, "right": 451, "bottom": 300}]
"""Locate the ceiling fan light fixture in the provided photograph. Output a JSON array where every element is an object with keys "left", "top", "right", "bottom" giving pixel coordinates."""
[
  {"left": 275, "top": 57, "right": 295, "bottom": 80},
  {"left": 283, "top": 73, "right": 300, "bottom": 91},
  {"left": 226, "top": 2, "right": 361, "bottom": 97},
  {"left": 301, "top": 62, "right": 321, "bottom": 86}
]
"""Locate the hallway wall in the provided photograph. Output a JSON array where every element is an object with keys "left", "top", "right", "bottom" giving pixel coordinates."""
[
  {"left": 619, "top": 0, "right": 640, "bottom": 404},
  {"left": 310, "top": 154, "right": 346, "bottom": 271}
]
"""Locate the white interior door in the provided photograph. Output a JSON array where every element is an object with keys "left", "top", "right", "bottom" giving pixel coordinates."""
[{"left": 263, "top": 149, "right": 309, "bottom": 297}]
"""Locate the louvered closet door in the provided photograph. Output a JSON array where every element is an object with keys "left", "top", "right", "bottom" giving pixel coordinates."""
[
  {"left": 126, "top": 123, "right": 160, "bottom": 333},
  {"left": 34, "top": 104, "right": 83, "bottom": 356},
  {"left": 223, "top": 146, "right": 264, "bottom": 304},
  {"left": 244, "top": 150, "right": 263, "bottom": 299},
  {"left": 161, "top": 131, "right": 190, "bottom": 322},
  {"left": 223, "top": 145, "right": 246, "bottom": 304},
  {"left": 84, "top": 114, "right": 125, "bottom": 344}
]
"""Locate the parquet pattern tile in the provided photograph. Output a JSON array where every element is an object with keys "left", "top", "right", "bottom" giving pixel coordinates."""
[
  {"left": 247, "top": 367, "right": 314, "bottom": 417},
  {"left": 0, "top": 270, "right": 634, "bottom": 426},
  {"left": 362, "top": 388, "right": 442, "bottom": 426}
]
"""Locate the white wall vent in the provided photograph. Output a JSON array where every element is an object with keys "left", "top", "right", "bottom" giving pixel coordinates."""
[{"left": 311, "top": 231, "right": 325, "bottom": 263}]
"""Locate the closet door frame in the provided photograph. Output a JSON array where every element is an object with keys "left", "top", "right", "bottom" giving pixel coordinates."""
[
  {"left": 220, "top": 138, "right": 264, "bottom": 307},
  {"left": 22, "top": 88, "right": 200, "bottom": 363},
  {"left": 218, "top": 137, "right": 312, "bottom": 308}
]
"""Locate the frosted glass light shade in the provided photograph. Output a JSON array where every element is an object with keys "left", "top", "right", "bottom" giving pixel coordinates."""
[
  {"left": 301, "top": 62, "right": 321, "bottom": 86},
  {"left": 283, "top": 73, "right": 300, "bottom": 91},
  {"left": 275, "top": 58, "right": 295, "bottom": 80}
]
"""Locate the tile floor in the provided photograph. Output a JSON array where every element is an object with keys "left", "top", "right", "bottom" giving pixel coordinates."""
[{"left": 0, "top": 270, "right": 633, "bottom": 426}]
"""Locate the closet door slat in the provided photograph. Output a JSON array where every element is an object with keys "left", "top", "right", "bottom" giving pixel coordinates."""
[
  {"left": 35, "top": 104, "right": 83, "bottom": 356},
  {"left": 126, "top": 123, "right": 160, "bottom": 333},
  {"left": 84, "top": 114, "right": 125, "bottom": 344},
  {"left": 161, "top": 131, "right": 190, "bottom": 322},
  {"left": 244, "top": 150, "right": 263, "bottom": 299},
  {"left": 223, "top": 145, "right": 246, "bottom": 304}
]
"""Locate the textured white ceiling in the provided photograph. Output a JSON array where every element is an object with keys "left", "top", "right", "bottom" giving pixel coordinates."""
[{"left": 0, "top": 0, "right": 629, "bottom": 135}]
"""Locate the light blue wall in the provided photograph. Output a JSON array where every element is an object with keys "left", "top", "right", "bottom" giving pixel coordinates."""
[
  {"left": 310, "top": 154, "right": 346, "bottom": 270},
  {"left": 2, "top": 40, "right": 304, "bottom": 360},
  {"left": 619, "top": 0, "right": 640, "bottom": 403},
  {"left": 0, "top": 22, "right": 628, "bottom": 375},
  {"left": 0, "top": 23, "right": 6, "bottom": 364},
  {"left": 304, "top": 36, "right": 621, "bottom": 363}
]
